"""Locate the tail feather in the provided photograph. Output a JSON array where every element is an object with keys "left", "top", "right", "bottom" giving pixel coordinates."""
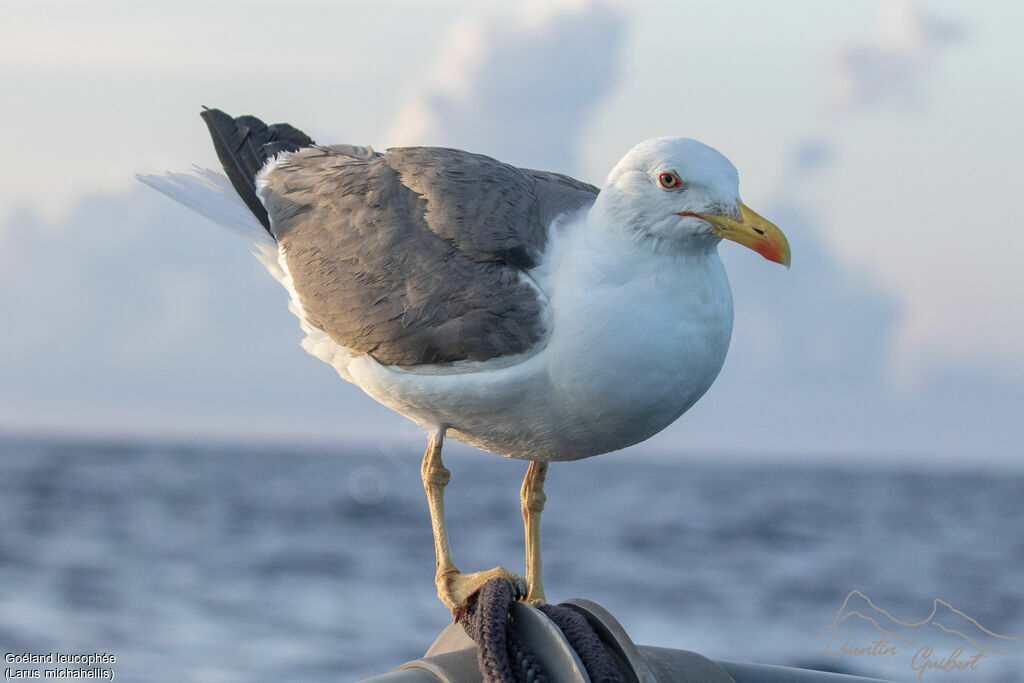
[
  {"left": 199, "top": 107, "right": 314, "bottom": 232},
  {"left": 136, "top": 166, "right": 276, "bottom": 248}
]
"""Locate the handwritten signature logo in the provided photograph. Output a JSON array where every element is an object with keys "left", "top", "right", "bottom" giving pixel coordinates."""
[{"left": 811, "top": 590, "right": 1017, "bottom": 679}]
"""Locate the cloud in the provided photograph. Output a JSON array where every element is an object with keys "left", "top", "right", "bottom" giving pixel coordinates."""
[
  {"left": 723, "top": 200, "right": 899, "bottom": 391},
  {"left": 0, "top": 189, "right": 398, "bottom": 441},
  {"left": 386, "top": 0, "right": 628, "bottom": 175},
  {"left": 827, "top": 1, "right": 967, "bottom": 112},
  {"left": 787, "top": 139, "right": 834, "bottom": 179}
]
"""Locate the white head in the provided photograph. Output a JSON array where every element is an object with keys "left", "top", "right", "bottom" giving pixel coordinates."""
[{"left": 593, "top": 137, "right": 790, "bottom": 266}]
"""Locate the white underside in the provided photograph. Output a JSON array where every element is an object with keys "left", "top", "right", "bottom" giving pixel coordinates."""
[
  {"left": 143, "top": 168, "right": 734, "bottom": 462},
  {"left": 278, "top": 211, "right": 734, "bottom": 461}
]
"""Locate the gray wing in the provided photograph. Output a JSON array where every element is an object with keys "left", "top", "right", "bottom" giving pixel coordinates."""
[{"left": 258, "top": 145, "right": 597, "bottom": 367}]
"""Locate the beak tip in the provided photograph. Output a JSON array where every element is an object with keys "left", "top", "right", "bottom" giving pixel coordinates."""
[
  {"left": 716, "top": 201, "right": 791, "bottom": 269},
  {"left": 758, "top": 243, "right": 790, "bottom": 268}
]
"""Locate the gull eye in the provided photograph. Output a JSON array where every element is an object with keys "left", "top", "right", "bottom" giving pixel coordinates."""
[{"left": 658, "top": 172, "right": 682, "bottom": 189}]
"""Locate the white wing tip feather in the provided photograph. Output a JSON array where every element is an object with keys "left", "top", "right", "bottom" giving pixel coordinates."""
[
  {"left": 138, "top": 165, "right": 358, "bottom": 383},
  {"left": 136, "top": 167, "right": 275, "bottom": 248}
]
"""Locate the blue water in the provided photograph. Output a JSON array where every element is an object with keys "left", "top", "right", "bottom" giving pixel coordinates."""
[{"left": 0, "top": 436, "right": 1020, "bottom": 682}]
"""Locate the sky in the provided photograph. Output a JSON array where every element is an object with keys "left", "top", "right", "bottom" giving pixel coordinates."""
[{"left": 1, "top": 0, "right": 1022, "bottom": 464}]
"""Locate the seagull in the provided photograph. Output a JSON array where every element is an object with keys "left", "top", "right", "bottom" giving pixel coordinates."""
[{"left": 140, "top": 108, "right": 790, "bottom": 616}]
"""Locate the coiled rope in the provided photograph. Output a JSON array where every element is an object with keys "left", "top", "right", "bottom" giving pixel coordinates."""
[{"left": 461, "top": 578, "right": 626, "bottom": 683}]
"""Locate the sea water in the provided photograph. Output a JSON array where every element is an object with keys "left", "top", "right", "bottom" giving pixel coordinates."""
[{"left": 0, "top": 437, "right": 1020, "bottom": 682}]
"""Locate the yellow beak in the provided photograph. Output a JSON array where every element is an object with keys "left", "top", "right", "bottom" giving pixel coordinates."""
[{"left": 690, "top": 201, "right": 791, "bottom": 268}]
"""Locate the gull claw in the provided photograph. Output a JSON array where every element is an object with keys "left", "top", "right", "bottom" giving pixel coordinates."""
[
  {"left": 437, "top": 566, "right": 525, "bottom": 619},
  {"left": 510, "top": 575, "right": 528, "bottom": 601}
]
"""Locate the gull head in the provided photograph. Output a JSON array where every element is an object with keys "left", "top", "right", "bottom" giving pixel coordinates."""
[{"left": 594, "top": 137, "right": 790, "bottom": 267}]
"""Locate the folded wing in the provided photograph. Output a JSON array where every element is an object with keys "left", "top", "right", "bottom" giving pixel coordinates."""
[{"left": 259, "top": 146, "right": 597, "bottom": 367}]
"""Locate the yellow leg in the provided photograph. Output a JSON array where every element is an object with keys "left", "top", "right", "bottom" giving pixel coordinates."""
[
  {"left": 521, "top": 460, "right": 549, "bottom": 605},
  {"left": 421, "top": 431, "right": 526, "bottom": 617}
]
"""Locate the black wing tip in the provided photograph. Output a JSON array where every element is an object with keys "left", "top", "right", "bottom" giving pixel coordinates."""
[
  {"left": 199, "top": 106, "right": 315, "bottom": 234},
  {"left": 199, "top": 106, "right": 233, "bottom": 128},
  {"left": 200, "top": 106, "right": 314, "bottom": 147}
]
